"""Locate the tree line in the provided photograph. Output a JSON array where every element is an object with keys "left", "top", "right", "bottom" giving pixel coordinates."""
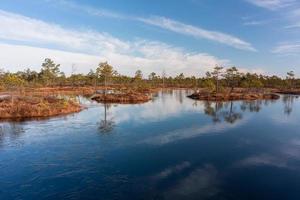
[{"left": 0, "top": 58, "right": 298, "bottom": 91}]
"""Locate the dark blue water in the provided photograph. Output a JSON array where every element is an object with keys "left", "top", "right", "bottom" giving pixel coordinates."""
[{"left": 1, "top": 90, "right": 300, "bottom": 200}]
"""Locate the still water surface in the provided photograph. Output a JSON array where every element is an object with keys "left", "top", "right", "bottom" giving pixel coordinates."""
[{"left": 1, "top": 90, "right": 300, "bottom": 200}]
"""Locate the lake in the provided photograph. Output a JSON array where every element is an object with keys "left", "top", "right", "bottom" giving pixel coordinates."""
[{"left": 1, "top": 90, "right": 300, "bottom": 200}]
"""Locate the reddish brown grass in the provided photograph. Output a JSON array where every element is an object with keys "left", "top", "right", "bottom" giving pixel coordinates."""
[{"left": 0, "top": 95, "right": 82, "bottom": 120}]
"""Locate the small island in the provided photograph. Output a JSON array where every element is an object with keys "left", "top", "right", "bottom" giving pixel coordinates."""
[
  {"left": 91, "top": 90, "right": 152, "bottom": 104},
  {"left": 188, "top": 91, "right": 280, "bottom": 101},
  {"left": 276, "top": 89, "right": 300, "bottom": 95},
  {"left": 186, "top": 66, "right": 286, "bottom": 101},
  {"left": 0, "top": 95, "right": 82, "bottom": 120}
]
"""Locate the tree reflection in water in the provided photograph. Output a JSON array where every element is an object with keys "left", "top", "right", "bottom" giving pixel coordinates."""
[
  {"left": 203, "top": 101, "right": 224, "bottom": 123},
  {"left": 240, "top": 100, "right": 262, "bottom": 113},
  {"left": 282, "top": 95, "right": 298, "bottom": 116},
  {"left": 176, "top": 90, "right": 184, "bottom": 104},
  {"left": 223, "top": 101, "right": 243, "bottom": 124},
  {"left": 203, "top": 101, "right": 242, "bottom": 124},
  {"left": 99, "top": 103, "right": 115, "bottom": 133},
  {"left": 202, "top": 98, "right": 288, "bottom": 124}
]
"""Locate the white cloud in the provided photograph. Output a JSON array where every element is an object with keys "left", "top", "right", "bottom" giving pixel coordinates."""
[
  {"left": 0, "top": 10, "right": 130, "bottom": 55},
  {"left": 246, "top": 0, "right": 296, "bottom": 10},
  {"left": 0, "top": 43, "right": 100, "bottom": 74},
  {"left": 45, "top": 0, "right": 256, "bottom": 51},
  {"left": 0, "top": 43, "right": 228, "bottom": 76},
  {"left": 110, "top": 90, "right": 199, "bottom": 125},
  {"left": 138, "top": 16, "right": 256, "bottom": 52},
  {"left": 0, "top": 10, "right": 228, "bottom": 76},
  {"left": 285, "top": 23, "right": 300, "bottom": 28},
  {"left": 47, "top": 0, "right": 126, "bottom": 19},
  {"left": 272, "top": 42, "right": 300, "bottom": 55},
  {"left": 246, "top": 0, "right": 300, "bottom": 29},
  {"left": 235, "top": 138, "right": 300, "bottom": 170},
  {"left": 243, "top": 20, "right": 268, "bottom": 26},
  {"left": 164, "top": 165, "right": 220, "bottom": 199},
  {"left": 152, "top": 161, "right": 191, "bottom": 180},
  {"left": 285, "top": 8, "right": 300, "bottom": 29},
  {"left": 237, "top": 154, "right": 289, "bottom": 168},
  {"left": 142, "top": 116, "right": 249, "bottom": 146}
]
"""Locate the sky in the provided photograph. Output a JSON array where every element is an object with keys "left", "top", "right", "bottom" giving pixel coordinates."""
[{"left": 0, "top": 0, "right": 300, "bottom": 77}]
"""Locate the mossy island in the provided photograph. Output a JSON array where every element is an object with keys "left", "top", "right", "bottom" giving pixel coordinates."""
[
  {"left": 276, "top": 89, "right": 300, "bottom": 95},
  {"left": 0, "top": 95, "right": 82, "bottom": 120},
  {"left": 188, "top": 90, "right": 280, "bottom": 101},
  {"left": 91, "top": 90, "right": 152, "bottom": 104}
]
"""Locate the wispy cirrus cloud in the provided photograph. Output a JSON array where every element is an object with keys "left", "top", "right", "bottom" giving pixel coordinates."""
[
  {"left": 45, "top": 0, "right": 256, "bottom": 51},
  {"left": 0, "top": 10, "right": 228, "bottom": 76},
  {"left": 138, "top": 16, "right": 256, "bottom": 52},
  {"left": 246, "top": 0, "right": 300, "bottom": 29},
  {"left": 272, "top": 42, "right": 300, "bottom": 55},
  {"left": 246, "top": 0, "right": 300, "bottom": 55},
  {"left": 285, "top": 8, "right": 300, "bottom": 29},
  {"left": 143, "top": 116, "right": 249, "bottom": 146},
  {"left": 246, "top": 0, "right": 296, "bottom": 10},
  {"left": 243, "top": 20, "right": 267, "bottom": 26},
  {"left": 241, "top": 15, "right": 274, "bottom": 27},
  {"left": 152, "top": 161, "right": 191, "bottom": 180},
  {"left": 284, "top": 23, "right": 300, "bottom": 29},
  {"left": 241, "top": 15, "right": 272, "bottom": 26},
  {"left": 0, "top": 10, "right": 130, "bottom": 54},
  {"left": 47, "top": 0, "right": 126, "bottom": 19}
]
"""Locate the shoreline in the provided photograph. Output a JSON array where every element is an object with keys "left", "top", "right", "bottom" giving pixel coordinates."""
[{"left": 1, "top": 85, "right": 300, "bottom": 95}]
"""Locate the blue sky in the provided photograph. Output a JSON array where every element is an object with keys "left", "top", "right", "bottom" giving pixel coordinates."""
[{"left": 0, "top": 0, "right": 299, "bottom": 76}]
